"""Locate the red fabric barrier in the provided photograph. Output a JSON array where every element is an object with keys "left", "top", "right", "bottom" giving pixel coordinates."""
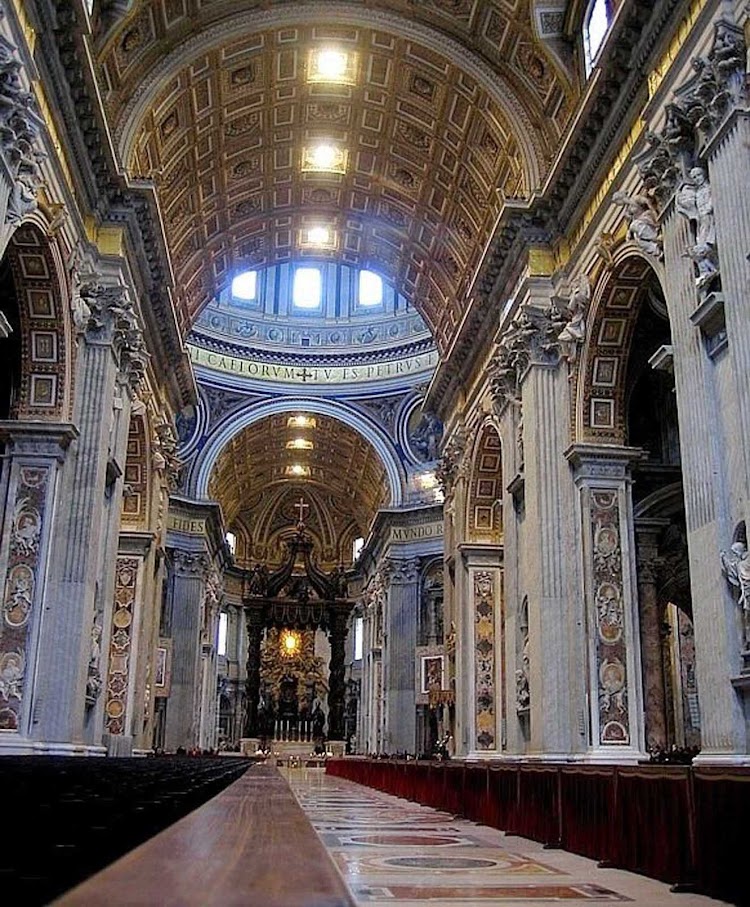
[
  {"left": 463, "top": 764, "right": 489, "bottom": 824},
  {"left": 515, "top": 765, "right": 560, "bottom": 845},
  {"left": 486, "top": 765, "right": 519, "bottom": 832},
  {"left": 560, "top": 767, "right": 616, "bottom": 862},
  {"left": 611, "top": 767, "right": 691, "bottom": 884},
  {"left": 325, "top": 757, "right": 750, "bottom": 899},
  {"left": 693, "top": 767, "right": 750, "bottom": 905}
]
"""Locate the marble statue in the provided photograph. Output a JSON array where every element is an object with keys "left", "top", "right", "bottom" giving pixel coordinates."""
[
  {"left": 721, "top": 541, "right": 750, "bottom": 645},
  {"left": 612, "top": 190, "right": 663, "bottom": 259},
  {"left": 557, "top": 274, "right": 591, "bottom": 365},
  {"left": 677, "top": 167, "right": 719, "bottom": 291}
]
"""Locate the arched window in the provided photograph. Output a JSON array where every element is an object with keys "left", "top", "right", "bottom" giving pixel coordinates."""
[{"left": 583, "top": 0, "right": 613, "bottom": 75}]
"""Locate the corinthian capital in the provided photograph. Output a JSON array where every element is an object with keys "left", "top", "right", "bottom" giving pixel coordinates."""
[
  {"left": 79, "top": 282, "right": 149, "bottom": 389},
  {"left": 382, "top": 557, "right": 421, "bottom": 585},
  {"left": 171, "top": 549, "right": 211, "bottom": 578}
]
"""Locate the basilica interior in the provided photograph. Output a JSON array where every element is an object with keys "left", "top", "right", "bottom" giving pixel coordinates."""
[{"left": 1, "top": 0, "right": 749, "bottom": 903}]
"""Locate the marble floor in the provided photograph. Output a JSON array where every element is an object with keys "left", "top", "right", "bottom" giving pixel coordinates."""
[{"left": 285, "top": 767, "right": 731, "bottom": 907}]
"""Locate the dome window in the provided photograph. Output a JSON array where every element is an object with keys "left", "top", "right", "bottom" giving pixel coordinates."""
[
  {"left": 231, "top": 270, "right": 257, "bottom": 301},
  {"left": 293, "top": 267, "right": 322, "bottom": 309},
  {"left": 358, "top": 270, "right": 383, "bottom": 307}
]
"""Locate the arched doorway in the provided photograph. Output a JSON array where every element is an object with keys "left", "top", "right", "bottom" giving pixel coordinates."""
[{"left": 580, "top": 252, "right": 698, "bottom": 755}]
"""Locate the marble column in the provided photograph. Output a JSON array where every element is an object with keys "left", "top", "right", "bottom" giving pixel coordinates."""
[
  {"left": 0, "top": 421, "right": 76, "bottom": 752},
  {"left": 243, "top": 604, "right": 263, "bottom": 737},
  {"left": 661, "top": 202, "right": 746, "bottom": 759},
  {"left": 705, "top": 106, "right": 750, "bottom": 530},
  {"left": 566, "top": 444, "right": 645, "bottom": 761},
  {"left": 634, "top": 519, "right": 670, "bottom": 751},
  {"left": 33, "top": 284, "right": 143, "bottom": 747},
  {"left": 523, "top": 361, "right": 581, "bottom": 756},
  {"left": 383, "top": 557, "right": 420, "bottom": 753},
  {"left": 163, "top": 549, "right": 209, "bottom": 750},
  {"left": 328, "top": 607, "right": 351, "bottom": 741}
]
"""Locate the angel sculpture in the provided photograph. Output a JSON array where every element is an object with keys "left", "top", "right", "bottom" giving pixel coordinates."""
[
  {"left": 557, "top": 274, "right": 591, "bottom": 366},
  {"left": 612, "top": 191, "right": 663, "bottom": 259},
  {"left": 720, "top": 541, "right": 750, "bottom": 646}
]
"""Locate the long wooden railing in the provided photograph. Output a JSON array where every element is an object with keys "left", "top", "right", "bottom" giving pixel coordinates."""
[{"left": 327, "top": 757, "right": 749, "bottom": 905}]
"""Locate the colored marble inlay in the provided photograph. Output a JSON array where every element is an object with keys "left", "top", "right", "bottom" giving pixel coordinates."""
[
  {"left": 0, "top": 465, "right": 50, "bottom": 732},
  {"left": 590, "top": 490, "right": 629, "bottom": 745},
  {"left": 474, "top": 570, "right": 496, "bottom": 749},
  {"left": 104, "top": 557, "right": 140, "bottom": 734},
  {"left": 352, "top": 883, "right": 630, "bottom": 901}
]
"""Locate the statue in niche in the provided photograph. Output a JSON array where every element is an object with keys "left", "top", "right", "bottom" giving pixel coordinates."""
[
  {"left": 85, "top": 619, "right": 103, "bottom": 707},
  {"left": 720, "top": 540, "right": 750, "bottom": 646},
  {"left": 612, "top": 191, "right": 663, "bottom": 259},
  {"left": 557, "top": 275, "right": 591, "bottom": 366},
  {"left": 515, "top": 634, "right": 530, "bottom": 714},
  {"left": 676, "top": 167, "right": 719, "bottom": 291}
]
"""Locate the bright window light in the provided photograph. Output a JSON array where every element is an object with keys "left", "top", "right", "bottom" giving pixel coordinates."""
[
  {"left": 354, "top": 615, "right": 364, "bottom": 661},
  {"left": 288, "top": 415, "right": 317, "bottom": 429},
  {"left": 308, "top": 48, "right": 358, "bottom": 85},
  {"left": 302, "top": 143, "right": 347, "bottom": 173},
  {"left": 352, "top": 536, "right": 365, "bottom": 560},
  {"left": 584, "top": 0, "right": 610, "bottom": 74},
  {"left": 286, "top": 438, "right": 314, "bottom": 450},
  {"left": 293, "top": 267, "right": 322, "bottom": 308},
  {"left": 286, "top": 464, "right": 311, "bottom": 477},
  {"left": 218, "top": 612, "right": 228, "bottom": 657},
  {"left": 358, "top": 270, "right": 383, "bottom": 306},
  {"left": 231, "top": 270, "right": 257, "bottom": 300},
  {"left": 307, "top": 226, "right": 331, "bottom": 245},
  {"left": 225, "top": 532, "right": 237, "bottom": 555}
]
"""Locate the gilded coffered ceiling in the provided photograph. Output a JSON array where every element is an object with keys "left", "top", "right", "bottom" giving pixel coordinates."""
[
  {"left": 95, "top": 1, "right": 577, "bottom": 353},
  {"left": 208, "top": 412, "right": 389, "bottom": 554}
]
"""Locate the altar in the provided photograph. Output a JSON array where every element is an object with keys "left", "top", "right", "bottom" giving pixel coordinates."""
[{"left": 240, "top": 502, "right": 354, "bottom": 753}]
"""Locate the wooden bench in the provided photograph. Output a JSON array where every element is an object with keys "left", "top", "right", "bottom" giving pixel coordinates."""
[{"left": 55, "top": 764, "right": 354, "bottom": 907}]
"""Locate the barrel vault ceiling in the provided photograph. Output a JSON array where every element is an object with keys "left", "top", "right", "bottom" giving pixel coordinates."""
[
  {"left": 208, "top": 412, "right": 390, "bottom": 562},
  {"left": 96, "top": 0, "right": 578, "bottom": 354}
]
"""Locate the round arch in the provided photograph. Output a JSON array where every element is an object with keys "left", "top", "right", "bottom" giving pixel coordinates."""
[
  {"left": 575, "top": 247, "right": 667, "bottom": 445},
  {"left": 191, "top": 396, "right": 406, "bottom": 506},
  {"left": 465, "top": 417, "right": 503, "bottom": 544},
  {"left": 2, "top": 223, "right": 73, "bottom": 421}
]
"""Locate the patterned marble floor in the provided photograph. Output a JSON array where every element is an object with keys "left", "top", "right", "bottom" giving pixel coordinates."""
[{"left": 285, "top": 767, "right": 731, "bottom": 907}]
